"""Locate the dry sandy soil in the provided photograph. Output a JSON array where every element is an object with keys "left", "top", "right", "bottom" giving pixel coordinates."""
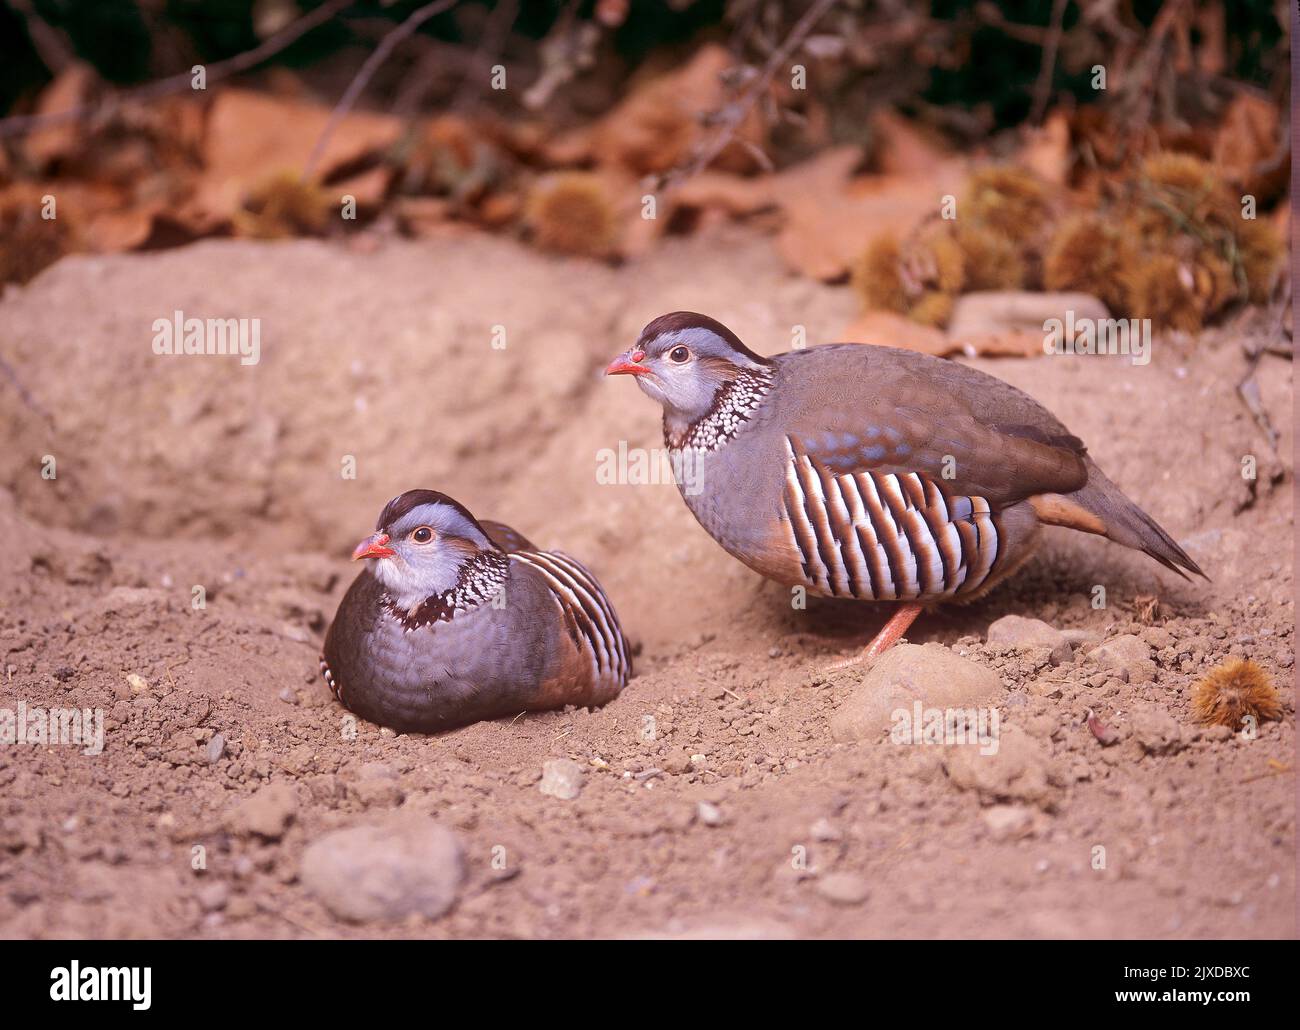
[{"left": 0, "top": 228, "right": 1294, "bottom": 938}]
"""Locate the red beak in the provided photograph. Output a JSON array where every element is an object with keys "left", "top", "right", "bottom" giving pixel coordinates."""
[
  {"left": 604, "top": 349, "right": 651, "bottom": 377},
  {"left": 351, "top": 532, "right": 395, "bottom": 561}
]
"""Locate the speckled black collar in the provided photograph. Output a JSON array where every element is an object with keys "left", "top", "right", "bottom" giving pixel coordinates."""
[
  {"left": 665, "top": 365, "right": 774, "bottom": 452},
  {"left": 381, "top": 549, "right": 509, "bottom": 631}
]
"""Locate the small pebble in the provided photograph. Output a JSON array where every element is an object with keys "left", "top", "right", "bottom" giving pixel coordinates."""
[
  {"left": 539, "top": 759, "right": 584, "bottom": 800},
  {"left": 815, "top": 872, "right": 870, "bottom": 906},
  {"left": 696, "top": 802, "right": 724, "bottom": 826},
  {"left": 196, "top": 881, "right": 230, "bottom": 912}
]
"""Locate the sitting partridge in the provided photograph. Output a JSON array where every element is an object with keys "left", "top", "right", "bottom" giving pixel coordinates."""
[
  {"left": 321, "top": 490, "right": 631, "bottom": 733},
  {"left": 606, "top": 312, "right": 1204, "bottom": 663}
]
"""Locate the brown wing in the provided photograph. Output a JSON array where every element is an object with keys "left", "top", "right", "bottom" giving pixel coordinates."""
[
  {"left": 479, "top": 519, "right": 537, "bottom": 554},
  {"left": 510, "top": 549, "right": 632, "bottom": 688},
  {"left": 775, "top": 345, "right": 1088, "bottom": 507}
]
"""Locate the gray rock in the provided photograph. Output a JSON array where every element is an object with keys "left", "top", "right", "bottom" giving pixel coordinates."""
[
  {"left": 1090, "top": 634, "right": 1157, "bottom": 683},
  {"left": 353, "top": 779, "right": 403, "bottom": 808},
  {"left": 195, "top": 881, "right": 230, "bottom": 912},
  {"left": 981, "top": 804, "right": 1035, "bottom": 841},
  {"left": 809, "top": 818, "right": 841, "bottom": 842},
  {"left": 224, "top": 782, "right": 297, "bottom": 840},
  {"left": 944, "top": 727, "right": 1056, "bottom": 807},
  {"left": 830, "top": 643, "right": 1001, "bottom": 742},
  {"left": 351, "top": 761, "right": 403, "bottom": 807},
  {"left": 300, "top": 814, "right": 464, "bottom": 923},
  {"left": 815, "top": 872, "right": 871, "bottom": 906},
  {"left": 696, "top": 801, "right": 725, "bottom": 826},
  {"left": 539, "top": 759, "right": 585, "bottom": 800},
  {"left": 987, "top": 614, "right": 1073, "bottom": 665},
  {"left": 206, "top": 733, "right": 226, "bottom": 764},
  {"left": 1061, "top": 627, "right": 1102, "bottom": 647},
  {"left": 1129, "top": 705, "right": 1185, "bottom": 755}
]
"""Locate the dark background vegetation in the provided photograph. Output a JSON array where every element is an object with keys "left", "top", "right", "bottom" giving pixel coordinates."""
[{"left": 1, "top": 1, "right": 1288, "bottom": 131}]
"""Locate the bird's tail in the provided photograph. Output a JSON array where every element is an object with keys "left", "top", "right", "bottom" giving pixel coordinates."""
[{"left": 1055, "top": 458, "right": 1207, "bottom": 580}]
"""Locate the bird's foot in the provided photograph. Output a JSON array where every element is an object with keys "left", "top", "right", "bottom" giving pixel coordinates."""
[
  {"left": 823, "top": 602, "right": 925, "bottom": 674},
  {"left": 822, "top": 651, "right": 870, "bottom": 673}
]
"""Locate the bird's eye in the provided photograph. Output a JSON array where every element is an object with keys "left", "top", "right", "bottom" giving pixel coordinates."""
[
  {"left": 669, "top": 346, "right": 690, "bottom": 363},
  {"left": 411, "top": 527, "right": 434, "bottom": 543}
]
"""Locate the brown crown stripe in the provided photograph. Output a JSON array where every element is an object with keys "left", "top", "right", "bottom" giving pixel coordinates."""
[
  {"left": 377, "top": 489, "right": 491, "bottom": 538},
  {"left": 638, "top": 310, "right": 773, "bottom": 366}
]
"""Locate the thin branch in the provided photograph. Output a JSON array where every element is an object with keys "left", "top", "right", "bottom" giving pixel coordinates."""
[
  {"left": 391, "top": 38, "right": 467, "bottom": 117},
  {"left": 660, "top": 0, "right": 841, "bottom": 194},
  {"left": 10, "top": 0, "right": 76, "bottom": 75},
  {"left": 1029, "top": 0, "right": 1068, "bottom": 124},
  {"left": 0, "top": 0, "right": 353, "bottom": 140},
  {"left": 453, "top": 0, "right": 519, "bottom": 112},
  {"left": 301, "top": 0, "right": 459, "bottom": 180}
]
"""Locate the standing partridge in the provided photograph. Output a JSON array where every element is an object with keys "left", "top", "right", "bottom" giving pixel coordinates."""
[
  {"left": 606, "top": 312, "right": 1204, "bottom": 663},
  {"left": 321, "top": 490, "right": 631, "bottom": 733}
]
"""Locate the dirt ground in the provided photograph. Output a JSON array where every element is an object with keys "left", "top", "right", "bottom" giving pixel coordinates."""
[{"left": 0, "top": 228, "right": 1294, "bottom": 939}]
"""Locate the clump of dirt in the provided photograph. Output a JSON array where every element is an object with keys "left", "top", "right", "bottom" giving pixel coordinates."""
[{"left": 0, "top": 231, "right": 1292, "bottom": 938}]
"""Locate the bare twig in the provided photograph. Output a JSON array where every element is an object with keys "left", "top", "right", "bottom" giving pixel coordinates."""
[
  {"left": 0, "top": 0, "right": 353, "bottom": 140},
  {"left": 391, "top": 38, "right": 468, "bottom": 117},
  {"left": 10, "top": 0, "right": 77, "bottom": 75},
  {"left": 659, "top": 0, "right": 841, "bottom": 194},
  {"left": 302, "top": 0, "right": 459, "bottom": 180},
  {"left": 452, "top": 0, "right": 519, "bottom": 112},
  {"left": 1118, "top": 0, "right": 1189, "bottom": 134},
  {"left": 1029, "top": 0, "right": 1067, "bottom": 124},
  {"left": 973, "top": 1, "right": 1052, "bottom": 46}
]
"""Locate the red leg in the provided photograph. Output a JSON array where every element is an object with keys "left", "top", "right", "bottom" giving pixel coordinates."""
[
  {"left": 864, "top": 602, "right": 924, "bottom": 660},
  {"left": 825, "top": 602, "right": 925, "bottom": 671}
]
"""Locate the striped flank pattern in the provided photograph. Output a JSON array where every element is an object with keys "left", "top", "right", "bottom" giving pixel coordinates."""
[
  {"left": 319, "top": 655, "right": 343, "bottom": 703},
  {"left": 782, "top": 437, "right": 1000, "bottom": 600},
  {"left": 511, "top": 550, "right": 631, "bottom": 683}
]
